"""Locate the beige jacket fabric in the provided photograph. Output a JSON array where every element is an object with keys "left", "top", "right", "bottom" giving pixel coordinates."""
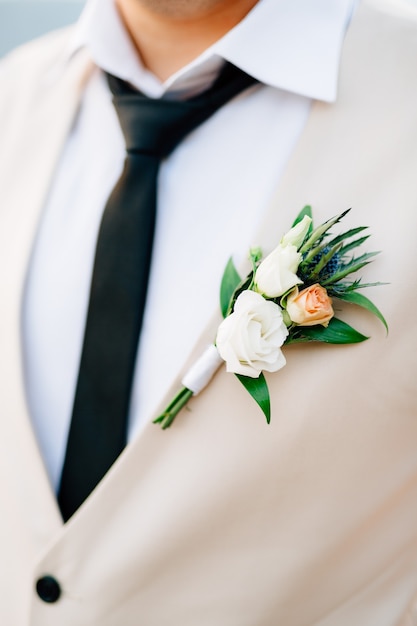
[{"left": 0, "top": 1, "right": 417, "bottom": 624}]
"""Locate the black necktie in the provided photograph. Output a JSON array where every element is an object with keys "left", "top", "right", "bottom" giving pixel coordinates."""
[{"left": 58, "top": 63, "right": 257, "bottom": 522}]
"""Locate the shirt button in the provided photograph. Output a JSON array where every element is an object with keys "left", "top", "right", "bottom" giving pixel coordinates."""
[{"left": 35, "top": 575, "right": 62, "bottom": 603}]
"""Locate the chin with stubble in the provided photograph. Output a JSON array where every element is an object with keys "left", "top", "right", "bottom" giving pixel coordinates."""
[{"left": 132, "top": 0, "right": 255, "bottom": 19}]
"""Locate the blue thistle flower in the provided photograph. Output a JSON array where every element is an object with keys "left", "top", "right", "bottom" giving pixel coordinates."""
[
  {"left": 299, "top": 246, "right": 341, "bottom": 283},
  {"left": 316, "top": 246, "right": 341, "bottom": 280}
]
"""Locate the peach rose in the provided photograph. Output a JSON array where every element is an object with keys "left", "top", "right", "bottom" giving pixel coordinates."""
[{"left": 286, "top": 284, "right": 334, "bottom": 327}]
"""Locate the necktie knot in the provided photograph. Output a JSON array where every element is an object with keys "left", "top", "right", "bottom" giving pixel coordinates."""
[
  {"left": 107, "top": 63, "right": 258, "bottom": 159},
  {"left": 108, "top": 94, "right": 216, "bottom": 158}
]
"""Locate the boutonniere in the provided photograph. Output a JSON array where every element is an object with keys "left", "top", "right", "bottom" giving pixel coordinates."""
[{"left": 154, "top": 206, "right": 387, "bottom": 429}]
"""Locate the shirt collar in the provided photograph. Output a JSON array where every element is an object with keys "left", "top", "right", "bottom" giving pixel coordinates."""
[{"left": 67, "top": 0, "right": 356, "bottom": 102}]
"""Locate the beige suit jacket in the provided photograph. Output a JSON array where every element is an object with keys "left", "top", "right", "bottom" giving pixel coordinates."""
[{"left": 0, "top": 1, "right": 417, "bottom": 624}]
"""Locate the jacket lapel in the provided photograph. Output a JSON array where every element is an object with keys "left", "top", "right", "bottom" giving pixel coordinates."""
[{"left": 0, "top": 46, "right": 94, "bottom": 544}]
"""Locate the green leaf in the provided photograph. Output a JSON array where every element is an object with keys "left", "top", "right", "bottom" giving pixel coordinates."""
[
  {"left": 292, "top": 205, "right": 313, "bottom": 228},
  {"left": 336, "top": 291, "right": 388, "bottom": 333},
  {"left": 321, "top": 252, "right": 379, "bottom": 285},
  {"left": 327, "top": 226, "right": 368, "bottom": 248},
  {"left": 348, "top": 281, "right": 388, "bottom": 290},
  {"left": 220, "top": 257, "right": 241, "bottom": 318},
  {"left": 336, "top": 235, "right": 370, "bottom": 257},
  {"left": 292, "top": 317, "right": 369, "bottom": 344},
  {"left": 299, "top": 209, "right": 351, "bottom": 254},
  {"left": 236, "top": 372, "right": 271, "bottom": 423}
]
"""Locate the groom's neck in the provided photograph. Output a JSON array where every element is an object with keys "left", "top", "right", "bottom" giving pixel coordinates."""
[{"left": 115, "top": 0, "right": 259, "bottom": 81}]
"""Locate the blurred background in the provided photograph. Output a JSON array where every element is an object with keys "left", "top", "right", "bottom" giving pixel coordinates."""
[
  {"left": 1, "top": 0, "right": 417, "bottom": 58},
  {"left": 0, "top": 1, "right": 84, "bottom": 58}
]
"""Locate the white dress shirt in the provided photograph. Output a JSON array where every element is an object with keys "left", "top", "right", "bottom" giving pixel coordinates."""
[{"left": 22, "top": 0, "right": 354, "bottom": 490}]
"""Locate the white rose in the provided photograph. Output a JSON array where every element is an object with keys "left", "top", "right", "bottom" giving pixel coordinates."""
[
  {"left": 216, "top": 291, "right": 288, "bottom": 378},
  {"left": 281, "top": 215, "right": 312, "bottom": 249},
  {"left": 254, "top": 243, "right": 302, "bottom": 298}
]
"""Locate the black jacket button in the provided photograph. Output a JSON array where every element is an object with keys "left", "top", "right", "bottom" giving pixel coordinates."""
[{"left": 36, "top": 575, "right": 61, "bottom": 603}]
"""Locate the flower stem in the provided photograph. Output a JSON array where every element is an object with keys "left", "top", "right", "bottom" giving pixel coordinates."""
[{"left": 153, "top": 387, "right": 194, "bottom": 429}]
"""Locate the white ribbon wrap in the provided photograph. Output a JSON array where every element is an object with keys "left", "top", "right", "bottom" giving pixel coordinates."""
[{"left": 181, "top": 344, "right": 224, "bottom": 395}]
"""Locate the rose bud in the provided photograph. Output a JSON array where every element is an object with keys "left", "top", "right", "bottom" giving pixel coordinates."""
[
  {"left": 286, "top": 284, "right": 334, "bottom": 327},
  {"left": 254, "top": 244, "right": 302, "bottom": 298}
]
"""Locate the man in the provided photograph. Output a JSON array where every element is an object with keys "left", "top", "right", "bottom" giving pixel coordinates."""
[{"left": 0, "top": 0, "right": 417, "bottom": 624}]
